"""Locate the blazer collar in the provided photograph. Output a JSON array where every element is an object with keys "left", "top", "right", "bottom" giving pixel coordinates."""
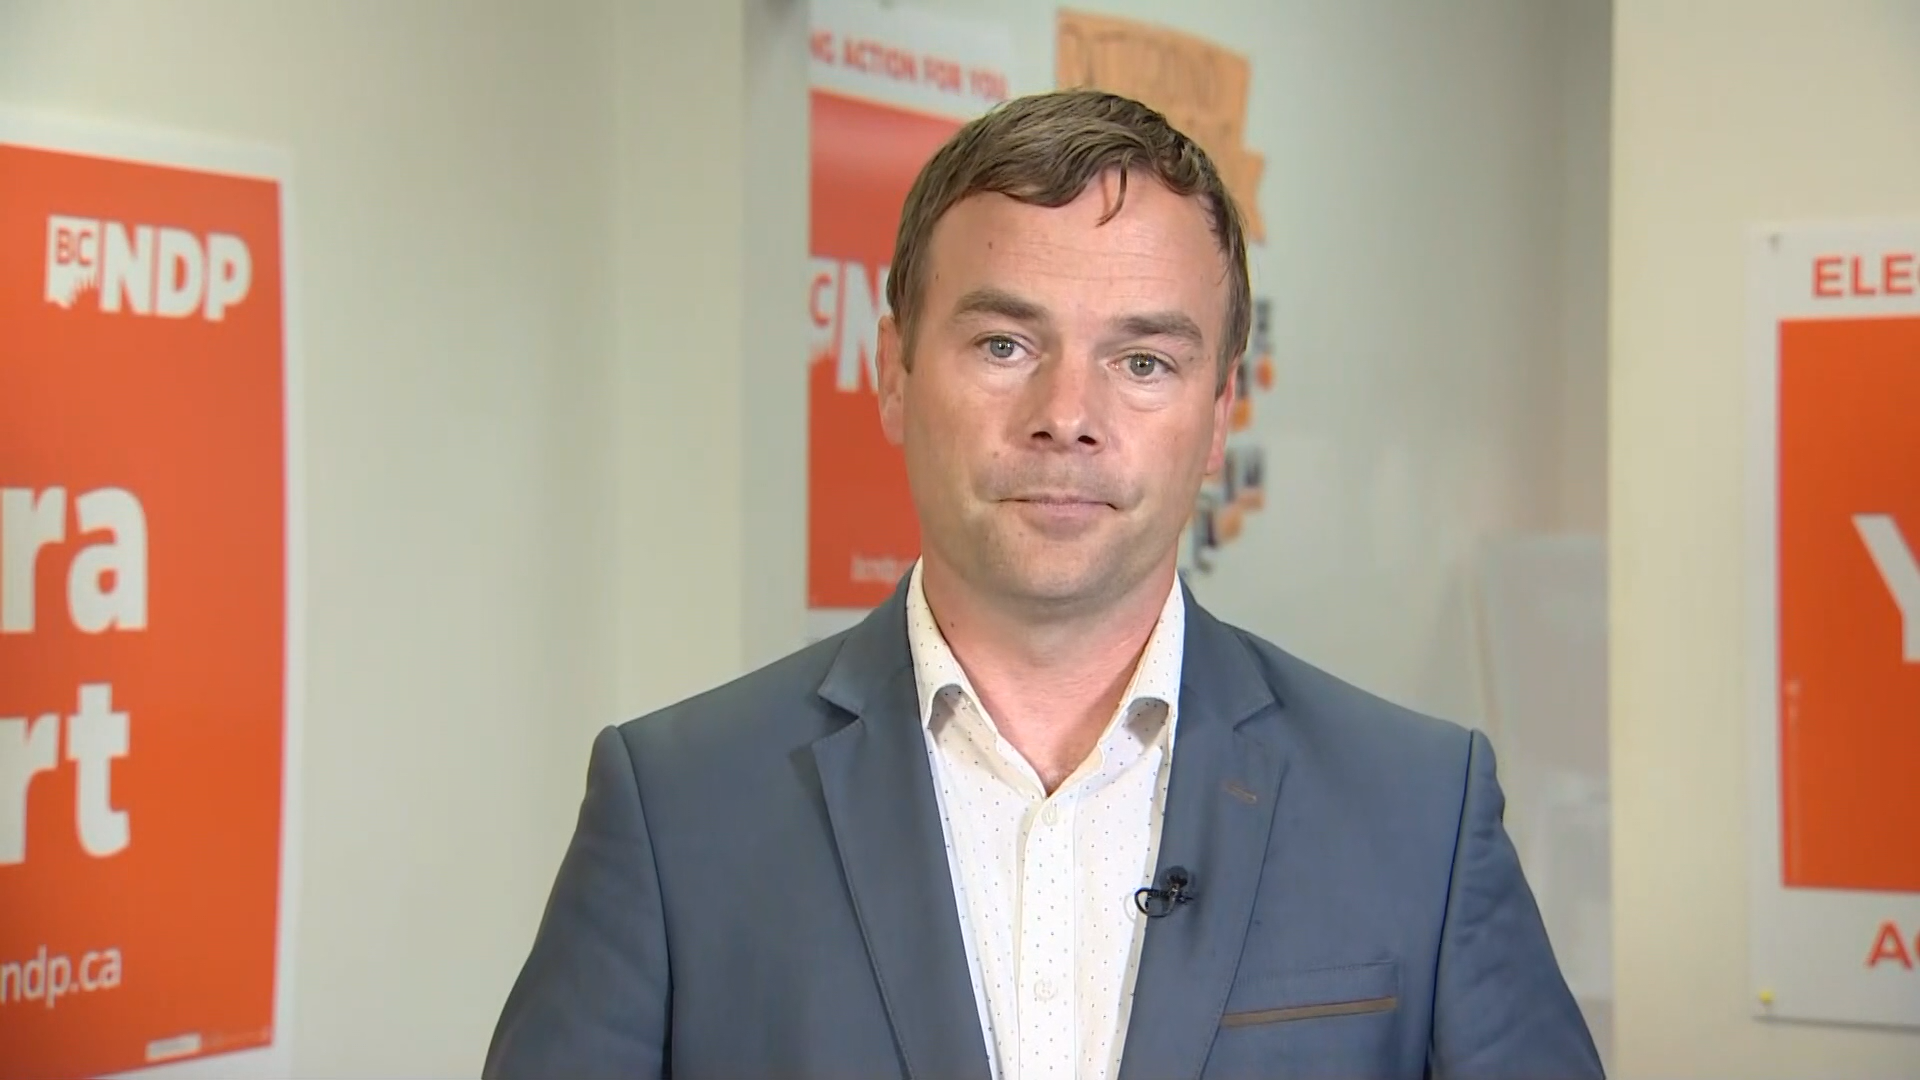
[
  {"left": 816, "top": 571, "right": 915, "bottom": 720},
  {"left": 811, "top": 571, "right": 1286, "bottom": 1080},
  {"left": 819, "top": 570, "right": 1274, "bottom": 735},
  {"left": 810, "top": 573, "right": 989, "bottom": 1080}
]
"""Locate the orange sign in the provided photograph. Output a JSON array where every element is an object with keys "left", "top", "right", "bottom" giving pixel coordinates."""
[
  {"left": 806, "top": 3, "right": 1013, "bottom": 626},
  {"left": 1746, "top": 223, "right": 1920, "bottom": 1032},
  {"left": 807, "top": 92, "right": 952, "bottom": 611},
  {"left": 1776, "top": 313, "right": 1920, "bottom": 892},
  {"left": 1055, "top": 8, "right": 1266, "bottom": 242},
  {"left": 0, "top": 121, "right": 293, "bottom": 1078}
]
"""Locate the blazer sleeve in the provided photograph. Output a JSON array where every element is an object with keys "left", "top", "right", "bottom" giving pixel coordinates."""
[
  {"left": 1429, "top": 730, "right": 1606, "bottom": 1080},
  {"left": 484, "top": 725, "right": 670, "bottom": 1079}
]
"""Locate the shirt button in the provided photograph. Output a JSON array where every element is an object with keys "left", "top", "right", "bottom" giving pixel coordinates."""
[
  {"left": 1034, "top": 978, "right": 1057, "bottom": 1001},
  {"left": 1041, "top": 804, "right": 1060, "bottom": 826}
]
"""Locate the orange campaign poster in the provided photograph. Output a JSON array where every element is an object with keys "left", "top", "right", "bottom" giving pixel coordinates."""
[
  {"left": 0, "top": 112, "right": 301, "bottom": 1078},
  {"left": 1746, "top": 222, "right": 1919, "bottom": 1031},
  {"left": 805, "top": 0, "right": 1014, "bottom": 641}
]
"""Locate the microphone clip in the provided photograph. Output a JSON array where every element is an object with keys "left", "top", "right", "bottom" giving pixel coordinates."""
[{"left": 1133, "top": 866, "right": 1198, "bottom": 919}]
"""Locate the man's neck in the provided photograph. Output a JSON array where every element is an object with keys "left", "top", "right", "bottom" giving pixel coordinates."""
[{"left": 919, "top": 558, "right": 1176, "bottom": 788}]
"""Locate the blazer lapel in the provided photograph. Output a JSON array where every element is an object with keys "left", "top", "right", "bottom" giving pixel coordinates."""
[
  {"left": 811, "top": 583, "right": 993, "bottom": 1080},
  {"left": 1119, "top": 591, "right": 1289, "bottom": 1080}
]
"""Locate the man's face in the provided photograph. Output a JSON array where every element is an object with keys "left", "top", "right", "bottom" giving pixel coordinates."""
[{"left": 876, "top": 170, "right": 1236, "bottom": 616}]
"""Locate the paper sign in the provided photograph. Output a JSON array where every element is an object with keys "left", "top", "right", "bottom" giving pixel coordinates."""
[
  {"left": 0, "top": 111, "right": 300, "bottom": 1079},
  {"left": 1746, "top": 222, "right": 1920, "bottom": 1031},
  {"left": 805, "top": 0, "right": 1015, "bottom": 640}
]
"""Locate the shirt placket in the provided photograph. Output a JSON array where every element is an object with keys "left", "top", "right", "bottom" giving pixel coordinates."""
[{"left": 1015, "top": 786, "right": 1078, "bottom": 1079}]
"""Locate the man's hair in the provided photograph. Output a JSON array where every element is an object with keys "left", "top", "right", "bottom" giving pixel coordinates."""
[{"left": 887, "top": 88, "right": 1252, "bottom": 392}]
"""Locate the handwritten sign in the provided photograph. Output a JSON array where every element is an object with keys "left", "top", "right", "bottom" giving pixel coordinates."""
[{"left": 1055, "top": 9, "right": 1266, "bottom": 242}]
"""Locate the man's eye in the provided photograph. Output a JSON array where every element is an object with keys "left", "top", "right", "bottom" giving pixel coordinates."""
[
  {"left": 1126, "top": 354, "right": 1165, "bottom": 378},
  {"left": 984, "top": 337, "right": 1020, "bottom": 360}
]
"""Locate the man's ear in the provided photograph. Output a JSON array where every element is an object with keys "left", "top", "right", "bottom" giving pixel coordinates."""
[
  {"left": 1205, "top": 356, "right": 1239, "bottom": 477},
  {"left": 877, "top": 314, "right": 907, "bottom": 447}
]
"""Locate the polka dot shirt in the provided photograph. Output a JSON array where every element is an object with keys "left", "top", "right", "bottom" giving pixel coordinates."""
[{"left": 906, "top": 560, "right": 1185, "bottom": 1080}]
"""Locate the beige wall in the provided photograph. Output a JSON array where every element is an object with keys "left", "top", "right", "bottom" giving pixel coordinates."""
[{"left": 1610, "top": 1, "right": 1920, "bottom": 1076}]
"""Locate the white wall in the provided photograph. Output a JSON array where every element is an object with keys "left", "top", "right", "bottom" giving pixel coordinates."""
[
  {"left": 741, "top": 0, "right": 814, "bottom": 667},
  {"left": 1610, "top": 1, "right": 1920, "bottom": 1076},
  {"left": 617, "top": 2, "right": 750, "bottom": 718},
  {"left": 1556, "top": 0, "right": 1612, "bottom": 534},
  {"left": 0, "top": 1, "right": 748, "bottom": 1075}
]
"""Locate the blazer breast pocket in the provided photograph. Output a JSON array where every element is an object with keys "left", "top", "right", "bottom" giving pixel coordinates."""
[
  {"left": 1221, "top": 957, "right": 1400, "bottom": 1027},
  {"left": 1204, "top": 959, "right": 1410, "bottom": 1080}
]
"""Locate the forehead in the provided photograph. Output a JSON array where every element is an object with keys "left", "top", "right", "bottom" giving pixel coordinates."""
[{"left": 921, "top": 174, "right": 1229, "bottom": 330}]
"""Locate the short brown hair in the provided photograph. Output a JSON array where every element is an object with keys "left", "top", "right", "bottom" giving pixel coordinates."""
[{"left": 887, "top": 88, "right": 1252, "bottom": 391}]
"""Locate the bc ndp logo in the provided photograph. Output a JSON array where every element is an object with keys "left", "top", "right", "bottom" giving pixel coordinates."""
[{"left": 45, "top": 215, "right": 252, "bottom": 322}]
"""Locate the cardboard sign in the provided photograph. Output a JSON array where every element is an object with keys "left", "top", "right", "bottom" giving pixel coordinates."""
[{"left": 1055, "top": 8, "right": 1266, "bottom": 242}]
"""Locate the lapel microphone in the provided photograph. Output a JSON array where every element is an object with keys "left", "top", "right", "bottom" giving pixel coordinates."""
[{"left": 1133, "top": 866, "right": 1198, "bottom": 919}]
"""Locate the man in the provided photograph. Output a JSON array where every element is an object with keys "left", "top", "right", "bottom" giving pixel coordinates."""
[{"left": 484, "top": 89, "right": 1603, "bottom": 1080}]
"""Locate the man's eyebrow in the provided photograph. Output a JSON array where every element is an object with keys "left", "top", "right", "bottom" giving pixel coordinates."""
[
  {"left": 949, "top": 287, "right": 1207, "bottom": 351},
  {"left": 1113, "top": 311, "right": 1206, "bottom": 349},
  {"left": 950, "top": 286, "right": 1050, "bottom": 324}
]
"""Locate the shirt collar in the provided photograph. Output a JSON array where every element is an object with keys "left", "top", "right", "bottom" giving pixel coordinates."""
[{"left": 904, "top": 558, "right": 1186, "bottom": 738}]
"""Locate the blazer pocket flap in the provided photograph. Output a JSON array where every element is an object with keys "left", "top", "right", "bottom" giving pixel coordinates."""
[{"left": 1221, "top": 958, "right": 1400, "bottom": 1028}]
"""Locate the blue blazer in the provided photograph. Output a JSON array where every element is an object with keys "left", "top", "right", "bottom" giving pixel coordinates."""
[{"left": 485, "top": 577, "right": 1605, "bottom": 1079}]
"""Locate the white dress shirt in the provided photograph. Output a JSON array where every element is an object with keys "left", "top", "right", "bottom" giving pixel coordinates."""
[{"left": 905, "top": 560, "right": 1186, "bottom": 1080}]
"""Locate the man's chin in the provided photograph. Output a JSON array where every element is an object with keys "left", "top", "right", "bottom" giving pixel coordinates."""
[{"left": 984, "top": 553, "right": 1117, "bottom": 609}]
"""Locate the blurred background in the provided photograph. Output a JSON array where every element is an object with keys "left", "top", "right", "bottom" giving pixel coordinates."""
[{"left": 2, "top": 1, "right": 1917, "bottom": 1077}]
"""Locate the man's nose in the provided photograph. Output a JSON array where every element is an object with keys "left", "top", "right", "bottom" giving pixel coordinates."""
[{"left": 1022, "top": 355, "right": 1106, "bottom": 450}]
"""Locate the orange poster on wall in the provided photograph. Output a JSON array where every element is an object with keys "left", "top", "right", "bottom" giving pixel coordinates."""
[
  {"left": 805, "top": 1, "right": 1013, "bottom": 640},
  {"left": 1777, "top": 315, "right": 1920, "bottom": 893},
  {"left": 0, "top": 112, "right": 300, "bottom": 1078},
  {"left": 1747, "top": 222, "right": 1919, "bottom": 1032}
]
